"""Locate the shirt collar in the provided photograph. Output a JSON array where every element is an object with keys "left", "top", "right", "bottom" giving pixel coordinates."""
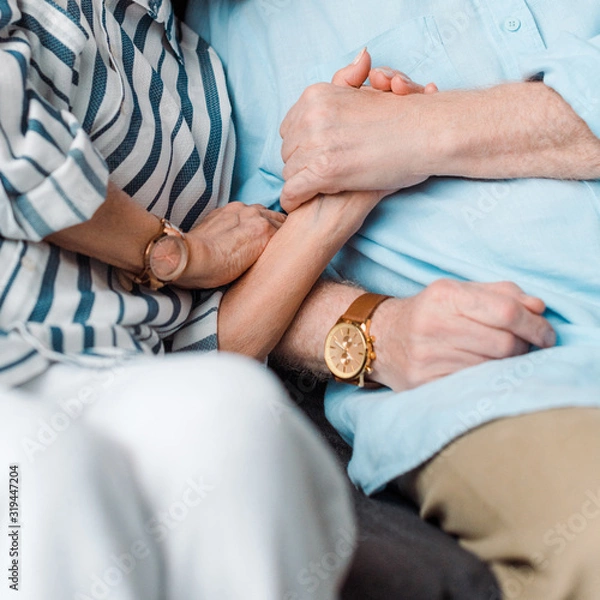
[{"left": 130, "top": 0, "right": 184, "bottom": 62}]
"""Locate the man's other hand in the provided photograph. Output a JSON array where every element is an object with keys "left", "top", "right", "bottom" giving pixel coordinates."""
[
  {"left": 280, "top": 50, "right": 432, "bottom": 212},
  {"left": 370, "top": 279, "right": 556, "bottom": 392}
]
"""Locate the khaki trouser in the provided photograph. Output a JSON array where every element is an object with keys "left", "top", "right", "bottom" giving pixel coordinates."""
[{"left": 398, "top": 408, "right": 600, "bottom": 600}]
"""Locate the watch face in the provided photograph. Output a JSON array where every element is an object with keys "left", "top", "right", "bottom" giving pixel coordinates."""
[
  {"left": 149, "top": 235, "right": 188, "bottom": 281},
  {"left": 324, "top": 322, "right": 369, "bottom": 380}
]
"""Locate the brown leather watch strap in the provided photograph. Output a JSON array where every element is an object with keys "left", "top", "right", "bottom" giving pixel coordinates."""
[{"left": 341, "top": 293, "right": 391, "bottom": 324}]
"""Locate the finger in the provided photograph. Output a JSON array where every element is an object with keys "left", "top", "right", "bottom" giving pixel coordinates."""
[
  {"left": 279, "top": 106, "right": 296, "bottom": 142},
  {"left": 484, "top": 281, "right": 547, "bottom": 315},
  {"left": 264, "top": 216, "right": 284, "bottom": 230},
  {"left": 370, "top": 67, "right": 427, "bottom": 95},
  {"left": 458, "top": 286, "right": 556, "bottom": 349},
  {"left": 433, "top": 349, "right": 491, "bottom": 374},
  {"left": 281, "top": 132, "right": 299, "bottom": 165},
  {"left": 390, "top": 74, "right": 424, "bottom": 95},
  {"left": 242, "top": 205, "right": 286, "bottom": 228},
  {"left": 410, "top": 348, "right": 489, "bottom": 386},
  {"left": 368, "top": 67, "right": 394, "bottom": 91},
  {"left": 447, "top": 317, "right": 530, "bottom": 359},
  {"left": 331, "top": 47, "right": 371, "bottom": 88},
  {"left": 282, "top": 147, "right": 309, "bottom": 181},
  {"left": 262, "top": 208, "right": 287, "bottom": 224},
  {"left": 518, "top": 294, "right": 546, "bottom": 315},
  {"left": 424, "top": 82, "right": 439, "bottom": 94},
  {"left": 260, "top": 209, "right": 286, "bottom": 228},
  {"left": 280, "top": 170, "right": 329, "bottom": 213}
]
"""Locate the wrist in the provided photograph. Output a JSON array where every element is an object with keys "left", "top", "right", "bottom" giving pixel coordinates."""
[
  {"left": 175, "top": 234, "right": 209, "bottom": 289},
  {"left": 368, "top": 296, "right": 410, "bottom": 390},
  {"left": 386, "top": 93, "right": 440, "bottom": 183},
  {"left": 132, "top": 219, "right": 190, "bottom": 290},
  {"left": 286, "top": 191, "right": 382, "bottom": 245}
]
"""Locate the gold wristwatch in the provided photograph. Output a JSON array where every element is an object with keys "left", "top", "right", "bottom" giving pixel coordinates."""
[
  {"left": 324, "top": 293, "right": 391, "bottom": 388},
  {"left": 133, "top": 218, "right": 190, "bottom": 290}
]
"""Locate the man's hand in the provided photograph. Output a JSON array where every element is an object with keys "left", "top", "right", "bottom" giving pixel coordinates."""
[
  {"left": 178, "top": 202, "right": 286, "bottom": 289},
  {"left": 280, "top": 50, "right": 600, "bottom": 211},
  {"left": 370, "top": 279, "right": 556, "bottom": 392},
  {"left": 280, "top": 50, "right": 431, "bottom": 212}
]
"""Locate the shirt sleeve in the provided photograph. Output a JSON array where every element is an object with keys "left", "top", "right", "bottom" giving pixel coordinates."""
[
  {"left": 0, "top": 1, "right": 109, "bottom": 243},
  {"left": 519, "top": 32, "right": 600, "bottom": 140}
]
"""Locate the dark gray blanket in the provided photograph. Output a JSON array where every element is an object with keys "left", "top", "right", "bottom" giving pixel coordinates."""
[{"left": 280, "top": 371, "right": 501, "bottom": 600}]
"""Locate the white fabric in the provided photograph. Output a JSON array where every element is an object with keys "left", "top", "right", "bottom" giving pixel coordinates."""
[{"left": 0, "top": 353, "right": 355, "bottom": 599}]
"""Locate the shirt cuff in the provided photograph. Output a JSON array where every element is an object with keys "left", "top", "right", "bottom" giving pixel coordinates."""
[{"left": 519, "top": 32, "right": 600, "bottom": 140}]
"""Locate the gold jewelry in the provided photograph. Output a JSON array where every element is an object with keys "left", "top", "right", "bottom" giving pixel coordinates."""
[
  {"left": 324, "top": 293, "right": 391, "bottom": 388},
  {"left": 133, "top": 218, "right": 189, "bottom": 290}
]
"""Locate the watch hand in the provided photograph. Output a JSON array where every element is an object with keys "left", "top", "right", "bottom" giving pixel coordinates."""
[{"left": 334, "top": 340, "right": 346, "bottom": 351}]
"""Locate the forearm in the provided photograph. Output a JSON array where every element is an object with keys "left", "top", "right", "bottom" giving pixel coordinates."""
[
  {"left": 420, "top": 81, "right": 600, "bottom": 180},
  {"left": 218, "top": 192, "right": 379, "bottom": 361},
  {"left": 45, "top": 181, "right": 160, "bottom": 273},
  {"left": 272, "top": 279, "right": 365, "bottom": 374}
]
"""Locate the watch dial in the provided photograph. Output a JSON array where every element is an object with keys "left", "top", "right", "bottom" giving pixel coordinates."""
[
  {"left": 150, "top": 236, "right": 186, "bottom": 281},
  {"left": 325, "top": 323, "right": 368, "bottom": 379}
]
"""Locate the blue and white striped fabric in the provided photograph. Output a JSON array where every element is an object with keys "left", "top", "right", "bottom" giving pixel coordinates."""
[{"left": 0, "top": 0, "right": 235, "bottom": 386}]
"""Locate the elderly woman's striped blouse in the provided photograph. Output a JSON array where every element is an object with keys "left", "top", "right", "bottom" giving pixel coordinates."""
[{"left": 0, "top": 0, "right": 235, "bottom": 386}]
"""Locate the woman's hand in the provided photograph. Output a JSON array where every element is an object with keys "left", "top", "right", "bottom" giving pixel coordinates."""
[
  {"left": 368, "top": 65, "right": 438, "bottom": 96},
  {"left": 177, "top": 202, "right": 286, "bottom": 289}
]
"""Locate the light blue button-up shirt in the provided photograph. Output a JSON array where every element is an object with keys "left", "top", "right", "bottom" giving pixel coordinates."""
[{"left": 189, "top": 0, "right": 600, "bottom": 494}]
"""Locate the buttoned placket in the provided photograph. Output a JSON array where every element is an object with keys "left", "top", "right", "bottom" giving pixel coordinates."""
[{"left": 480, "top": 0, "right": 547, "bottom": 78}]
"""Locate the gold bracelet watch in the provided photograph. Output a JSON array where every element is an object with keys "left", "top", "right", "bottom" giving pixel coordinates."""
[
  {"left": 324, "top": 293, "right": 391, "bottom": 388},
  {"left": 133, "top": 218, "right": 189, "bottom": 290}
]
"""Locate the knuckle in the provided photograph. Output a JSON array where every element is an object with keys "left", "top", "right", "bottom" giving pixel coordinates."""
[
  {"left": 302, "top": 82, "right": 329, "bottom": 103},
  {"left": 497, "top": 300, "right": 520, "bottom": 324},
  {"left": 227, "top": 201, "right": 244, "bottom": 213},
  {"left": 426, "top": 278, "right": 458, "bottom": 301},
  {"left": 311, "top": 151, "right": 336, "bottom": 179},
  {"left": 494, "top": 280, "right": 522, "bottom": 296},
  {"left": 247, "top": 203, "right": 263, "bottom": 215}
]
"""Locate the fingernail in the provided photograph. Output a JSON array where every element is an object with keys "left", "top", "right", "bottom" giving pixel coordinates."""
[
  {"left": 373, "top": 67, "right": 396, "bottom": 78},
  {"left": 352, "top": 47, "right": 367, "bottom": 65},
  {"left": 543, "top": 328, "right": 556, "bottom": 347}
]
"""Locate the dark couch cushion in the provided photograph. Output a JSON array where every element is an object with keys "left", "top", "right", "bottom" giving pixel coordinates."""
[{"left": 278, "top": 370, "right": 501, "bottom": 600}]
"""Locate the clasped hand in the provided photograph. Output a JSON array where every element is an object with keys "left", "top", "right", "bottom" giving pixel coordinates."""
[
  {"left": 279, "top": 49, "right": 436, "bottom": 212},
  {"left": 279, "top": 52, "right": 556, "bottom": 389},
  {"left": 370, "top": 280, "right": 556, "bottom": 392},
  {"left": 176, "top": 202, "right": 286, "bottom": 289}
]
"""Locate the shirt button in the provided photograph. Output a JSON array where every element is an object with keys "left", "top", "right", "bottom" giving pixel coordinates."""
[{"left": 504, "top": 18, "right": 522, "bottom": 32}]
